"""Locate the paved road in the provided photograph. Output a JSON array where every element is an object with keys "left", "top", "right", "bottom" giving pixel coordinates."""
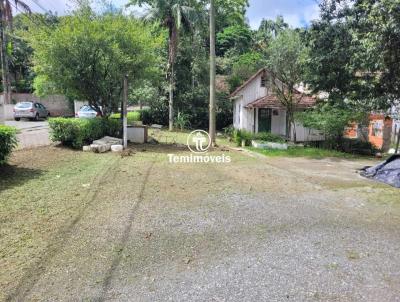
[
  {"left": 3, "top": 145, "right": 399, "bottom": 301},
  {"left": 5, "top": 120, "right": 50, "bottom": 149}
]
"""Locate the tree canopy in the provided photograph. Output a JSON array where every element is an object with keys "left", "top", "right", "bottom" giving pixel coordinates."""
[{"left": 27, "top": 10, "right": 162, "bottom": 115}]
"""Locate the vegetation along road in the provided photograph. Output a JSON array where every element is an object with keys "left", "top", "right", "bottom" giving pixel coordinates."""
[{"left": 1, "top": 141, "right": 399, "bottom": 301}]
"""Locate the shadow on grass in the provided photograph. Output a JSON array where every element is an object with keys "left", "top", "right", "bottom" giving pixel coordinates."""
[{"left": 0, "top": 164, "right": 44, "bottom": 192}]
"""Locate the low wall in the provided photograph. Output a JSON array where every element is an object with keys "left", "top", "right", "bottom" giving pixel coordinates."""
[{"left": 2, "top": 93, "right": 73, "bottom": 120}]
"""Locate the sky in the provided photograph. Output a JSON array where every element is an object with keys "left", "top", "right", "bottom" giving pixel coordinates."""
[{"left": 22, "top": 0, "right": 321, "bottom": 29}]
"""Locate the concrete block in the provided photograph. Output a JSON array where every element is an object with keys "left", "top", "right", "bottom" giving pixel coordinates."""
[
  {"left": 93, "top": 136, "right": 122, "bottom": 146},
  {"left": 82, "top": 145, "right": 91, "bottom": 152},
  {"left": 251, "top": 140, "right": 288, "bottom": 150},
  {"left": 90, "top": 144, "right": 111, "bottom": 153},
  {"left": 111, "top": 144, "right": 123, "bottom": 152}
]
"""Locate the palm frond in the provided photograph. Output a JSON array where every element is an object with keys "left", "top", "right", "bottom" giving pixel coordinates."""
[{"left": 14, "top": 0, "right": 31, "bottom": 13}]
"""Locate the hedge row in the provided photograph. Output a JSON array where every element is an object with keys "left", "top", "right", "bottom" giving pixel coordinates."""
[
  {"left": 0, "top": 125, "right": 17, "bottom": 165},
  {"left": 48, "top": 118, "right": 121, "bottom": 149},
  {"left": 109, "top": 111, "right": 141, "bottom": 124}
]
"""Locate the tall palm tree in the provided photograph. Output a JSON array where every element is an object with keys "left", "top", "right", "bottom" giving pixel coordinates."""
[
  {"left": 0, "top": 0, "right": 30, "bottom": 105},
  {"left": 128, "top": 0, "right": 199, "bottom": 131}
]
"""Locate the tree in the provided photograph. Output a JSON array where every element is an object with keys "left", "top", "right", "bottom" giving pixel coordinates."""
[
  {"left": 228, "top": 51, "right": 265, "bottom": 92},
  {"left": 0, "top": 0, "right": 30, "bottom": 105},
  {"left": 266, "top": 29, "right": 308, "bottom": 141},
  {"left": 128, "top": 0, "right": 201, "bottom": 131},
  {"left": 255, "top": 15, "right": 288, "bottom": 50},
  {"left": 297, "top": 102, "right": 366, "bottom": 148},
  {"left": 27, "top": 10, "right": 162, "bottom": 116},
  {"left": 216, "top": 24, "right": 252, "bottom": 56}
]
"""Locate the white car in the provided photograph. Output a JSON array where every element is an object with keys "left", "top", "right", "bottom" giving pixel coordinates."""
[{"left": 76, "top": 105, "right": 101, "bottom": 119}]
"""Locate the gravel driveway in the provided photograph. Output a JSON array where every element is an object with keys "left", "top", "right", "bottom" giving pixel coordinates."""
[{"left": 2, "top": 146, "right": 400, "bottom": 301}]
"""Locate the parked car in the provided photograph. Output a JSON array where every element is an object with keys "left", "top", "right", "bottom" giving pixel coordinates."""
[
  {"left": 76, "top": 105, "right": 101, "bottom": 119},
  {"left": 14, "top": 102, "right": 50, "bottom": 121}
]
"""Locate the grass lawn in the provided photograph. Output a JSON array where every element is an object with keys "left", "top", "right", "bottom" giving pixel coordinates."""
[{"left": 248, "top": 146, "right": 366, "bottom": 159}]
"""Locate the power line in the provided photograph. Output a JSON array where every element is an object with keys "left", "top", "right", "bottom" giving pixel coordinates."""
[
  {"left": 8, "top": 1, "right": 51, "bottom": 31},
  {"left": 27, "top": 0, "right": 49, "bottom": 14}
]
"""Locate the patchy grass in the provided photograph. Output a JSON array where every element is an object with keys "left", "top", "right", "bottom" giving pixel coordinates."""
[
  {"left": 148, "top": 128, "right": 232, "bottom": 147},
  {"left": 248, "top": 146, "right": 365, "bottom": 159}
]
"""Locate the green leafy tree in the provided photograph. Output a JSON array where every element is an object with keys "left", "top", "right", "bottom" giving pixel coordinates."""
[
  {"left": 297, "top": 103, "right": 366, "bottom": 146},
  {"left": 128, "top": 0, "right": 201, "bottom": 130},
  {"left": 27, "top": 10, "right": 162, "bottom": 115},
  {"left": 255, "top": 15, "right": 288, "bottom": 50},
  {"left": 216, "top": 24, "right": 252, "bottom": 56},
  {"left": 228, "top": 51, "right": 265, "bottom": 92},
  {"left": 266, "top": 29, "right": 308, "bottom": 141}
]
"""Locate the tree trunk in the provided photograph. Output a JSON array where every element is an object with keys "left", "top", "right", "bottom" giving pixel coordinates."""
[
  {"left": 0, "top": 2, "right": 11, "bottom": 105},
  {"left": 168, "top": 25, "right": 178, "bottom": 131},
  {"left": 209, "top": 0, "right": 216, "bottom": 145},
  {"left": 169, "top": 64, "right": 174, "bottom": 131},
  {"left": 396, "top": 129, "right": 400, "bottom": 154}
]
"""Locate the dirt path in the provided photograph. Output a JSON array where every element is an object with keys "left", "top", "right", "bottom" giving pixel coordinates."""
[{"left": 1, "top": 146, "right": 400, "bottom": 301}]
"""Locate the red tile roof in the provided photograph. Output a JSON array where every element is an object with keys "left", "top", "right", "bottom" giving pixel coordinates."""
[{"left": 245, "top": 94, "right": 317, "bottom": 109}]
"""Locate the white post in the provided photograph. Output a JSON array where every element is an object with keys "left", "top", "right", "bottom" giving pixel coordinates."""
[
  {"left": 123, "top": 75, "right": 128, "bottom": 149},
  {"left": 0, "top": 94, "right": 4, "bottom": 124}
]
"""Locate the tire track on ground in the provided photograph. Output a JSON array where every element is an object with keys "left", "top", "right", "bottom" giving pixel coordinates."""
[
  {"left": 6, "top": 156, "right": 120, "bottom": 302},
  {"left": 95, "top": 159, "right": 156, "bottom": 302}
]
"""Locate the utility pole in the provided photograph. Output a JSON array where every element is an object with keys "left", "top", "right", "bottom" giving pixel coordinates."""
[
  {"left": 209, "top": 0, "right": 216, "bottom": 145},
  {"left": 123, "top": 75, "right": 128, "bottom": 149}
]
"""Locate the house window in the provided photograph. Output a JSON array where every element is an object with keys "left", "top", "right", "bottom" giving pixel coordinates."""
[
  {"left": 371, "top": 121, "right": 383, "bottom": 137},
  {"left": 261, "top": 74, "right": 267, "bottom": 87}
]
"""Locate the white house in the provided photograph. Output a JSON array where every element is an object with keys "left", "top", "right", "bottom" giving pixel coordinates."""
[{"left": 231, "top": 68, "right": 325, "bottom": 142}]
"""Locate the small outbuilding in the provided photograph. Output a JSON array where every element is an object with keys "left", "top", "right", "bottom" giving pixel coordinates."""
[{"left": 230, "top": 68, "right": 325, "bottom": 142}]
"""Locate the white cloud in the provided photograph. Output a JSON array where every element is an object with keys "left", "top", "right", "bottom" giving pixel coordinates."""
[{"left": 247, "top": 0, "right": 321, "bottom": 29}]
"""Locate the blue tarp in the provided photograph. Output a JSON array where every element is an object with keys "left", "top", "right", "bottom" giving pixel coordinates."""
[{"left": 361, "top": 155, "right": 400, "bottom": 188}]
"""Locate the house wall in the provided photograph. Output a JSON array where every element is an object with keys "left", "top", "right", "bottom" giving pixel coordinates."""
[
  {"left": 233, "top": 72, "right": 269, "bottom": 132},
  {"left": 344, "top": 114, "right": 393, "bottom": 152},
  {"left": 291, "top": 122, "right": 325, "bottom": 142},
  {"left": 271, "top": 109, "right": 286, "bottom": 136}
]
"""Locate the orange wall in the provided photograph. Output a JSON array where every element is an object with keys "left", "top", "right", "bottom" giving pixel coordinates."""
[{"left": 343, "top": 114, "right": 393, "bottom": 150}]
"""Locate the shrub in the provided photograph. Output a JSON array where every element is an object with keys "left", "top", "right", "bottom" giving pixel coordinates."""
[
  {"left": 232, "top": 130, "right": 285, "bottom": 146},
  {"left": 254, "top": 132, "right": 285, "bottom": 143},
  {"left": 339, "top": 138, "right": 378, "bottom": 155},
  {"left": 233, "top": 129, "right": 254, "bottom": 146},
  {"left": 174, "top": 112, "right": 191, "bottom": 131},
  {"left": 49, "top": 117, "right": 121, "bottom": 149},
  {"left": 0, "top": 125, "right": 17, "bottom": 165},
  {"left": 109, "top": 111, "right": 141, "bottom": 124}
]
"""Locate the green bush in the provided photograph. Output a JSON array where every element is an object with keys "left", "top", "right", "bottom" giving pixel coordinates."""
[
  {"left": 49, "top": 117, "right": 121, "bottom": 149},
  {"left": 109, "top": 111, "right": 141, "bottom": 124},
  {"left": 339, "top": 138, "right": 378, "bottom": 155},
  {"left": 174, "top": 112, "right": 191, "bottom": 131},
  {"left": 0, "top": 125, "right": 17, "bottom": 165},
  {"left": 232, "top": 129, "right": 285, "bottom": 146},
  {"left": 254, "top": 132, "right": 285, "bottom": 143}
]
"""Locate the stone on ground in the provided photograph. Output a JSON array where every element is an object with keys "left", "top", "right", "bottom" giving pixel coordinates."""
[{"left": 111, "top": 145, "right": 124, "bottom": 152}]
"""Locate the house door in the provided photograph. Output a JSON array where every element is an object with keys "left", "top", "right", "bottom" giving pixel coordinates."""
[{"left": 258, "top": 108, "right": 272, "bottom": 132}]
